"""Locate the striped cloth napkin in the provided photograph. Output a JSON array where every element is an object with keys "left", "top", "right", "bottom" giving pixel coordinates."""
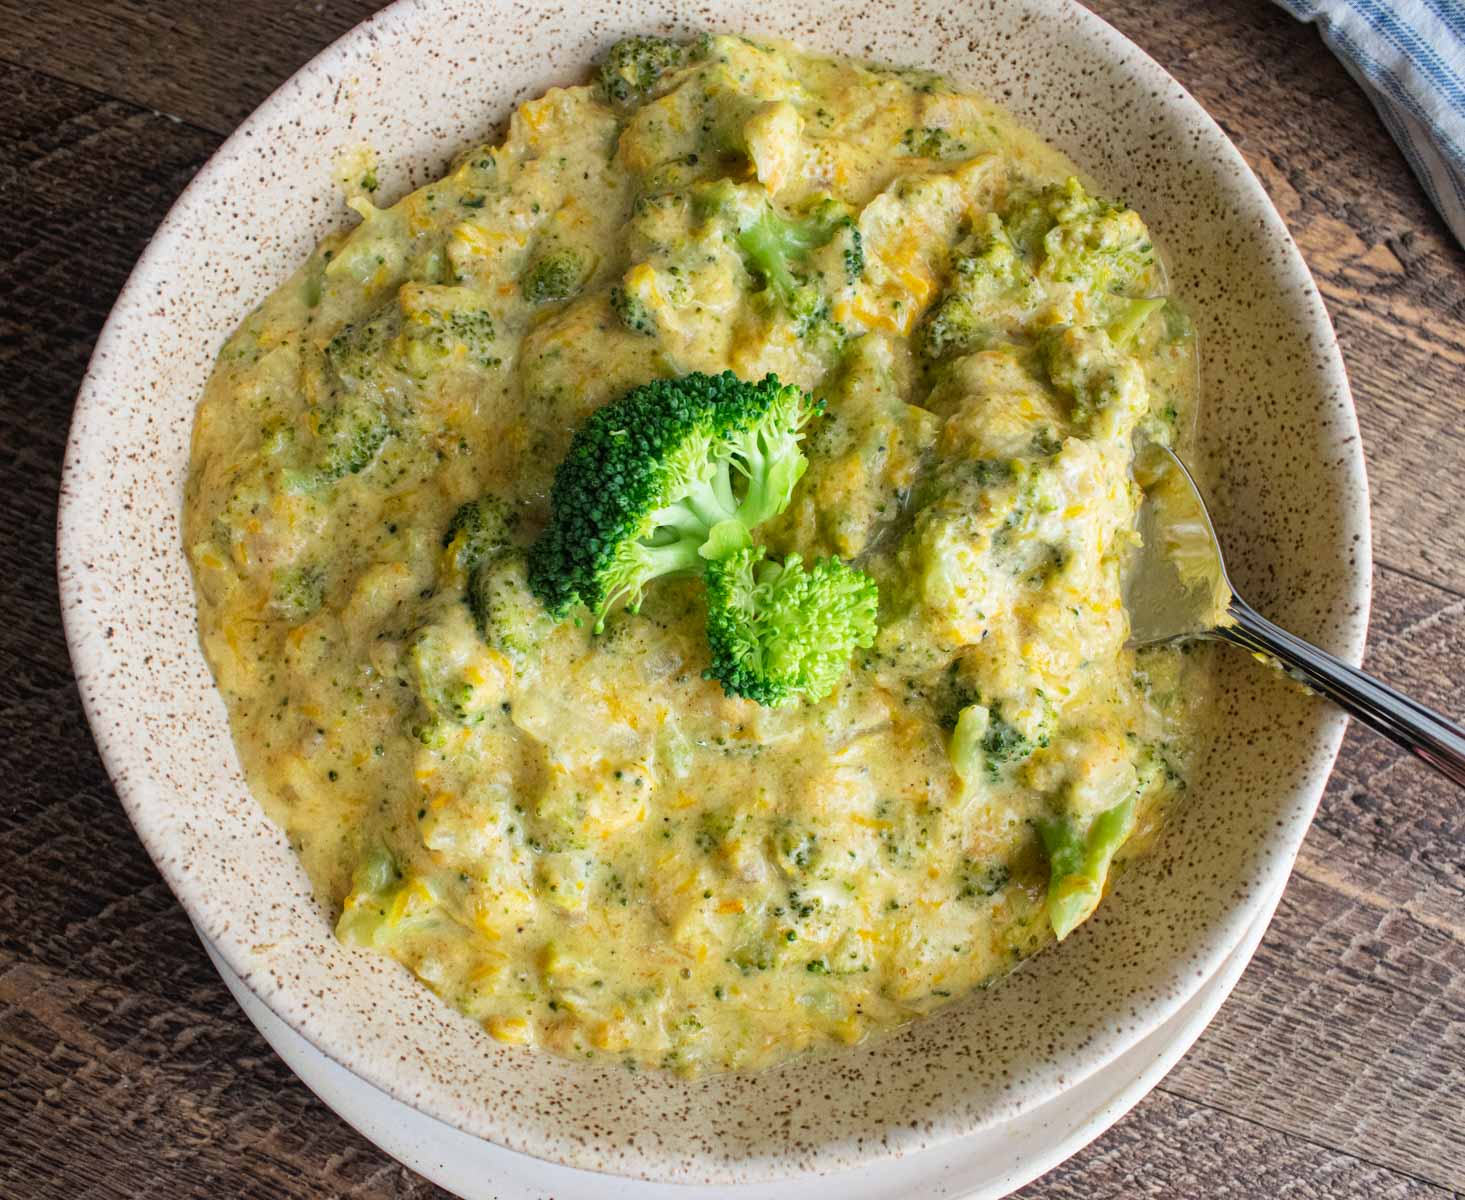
[{"left": 1273, "top": 0, "right": 1465, "bottom": 245}]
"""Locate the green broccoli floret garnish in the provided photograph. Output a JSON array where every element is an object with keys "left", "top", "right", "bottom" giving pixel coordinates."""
[
  {"left": 527, "top": 371, "right": 818, "bottom": 630},
  {"left": 610, "top": 284, "right": 657, "bottom": 336},
  {"left": 522, "top": 246, "right": 592, "bottom": 304},
  {"left": 699, "top": 181, "right": 849, "bottom": 321},
  {"left": 595, "top": 34, "right": 706, "bottom": 109},
  {"left": 702, "top": 544, "right": 878, "bottom": 706},
  {"left": 269, "top": 564, "right": 325, "bottom": 623}
]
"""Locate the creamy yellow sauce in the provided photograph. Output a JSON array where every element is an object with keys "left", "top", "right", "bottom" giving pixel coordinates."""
[{"left": 185, "top": 35, "right": 1207, "bottom": 1073}]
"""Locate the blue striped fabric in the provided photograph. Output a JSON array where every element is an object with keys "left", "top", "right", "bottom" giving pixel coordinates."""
[{"left": 1273, "top": 0, "right": 1465, "bottom": 244}]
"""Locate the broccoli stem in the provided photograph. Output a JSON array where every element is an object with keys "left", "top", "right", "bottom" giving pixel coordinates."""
[
  {"left": 722, "top": 400, "right": 811, "bottom": 528},
  {"left": 649, "top": 503, "right": 714, "bottom": 537},
  {"left": 671, "top": 470, "right": 740, "bottom": 532},
  {"left": 737, "top": 216, "right": 805, "bottom": 303},
  {"left": 1106, "top": 296, "right": 1165, "bottom": 350},
  {"left": 613, "top": 424, "right": 804, "bottom": 620},
  {"left": 1037, "top": 794, "right": 1137, "bottom": 940},
  {"left": 599, "top": 472, "right": 748, "bottom": 622},
  {"left": 600, "top": 535, "right": 706, "bottom": 619},
  {"left": 949, "top": 703, "right": 990, "bottom": 787},
  {"left": 643, "top": 538, "right": 706, "bottom": 574}
]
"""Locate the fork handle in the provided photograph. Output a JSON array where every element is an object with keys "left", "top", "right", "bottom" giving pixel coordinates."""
[{"left": 1218, "top": 599, "right": 1465, "bottom": 789}]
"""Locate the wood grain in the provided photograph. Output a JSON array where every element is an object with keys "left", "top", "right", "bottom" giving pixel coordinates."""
[
  {"left": 0, "top": 0, "right": 373, "bottom": 137},
  {"left": 3, "top": 2, "right": 1463, "bottom": 1196}
]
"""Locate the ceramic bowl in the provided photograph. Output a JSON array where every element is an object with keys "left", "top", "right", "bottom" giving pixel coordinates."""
[
  {"left": 58, "top": 0, "right": 1370, "bottom": 1184},
  {"left": 200, "top": 872, "right": 1286, "bottom": 1199}
]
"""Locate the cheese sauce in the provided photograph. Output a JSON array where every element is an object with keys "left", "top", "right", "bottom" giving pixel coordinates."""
[{"left": 184, "top": 35, "right": 1208, "bottom": 1073}]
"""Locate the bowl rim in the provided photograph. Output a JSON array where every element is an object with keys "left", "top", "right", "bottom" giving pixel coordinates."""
[
  {"left": 200, "top": 871, "right": 1290, "bottom": 1199},
  {"left": 58, "top": 0, "right": 1373, "bottom": 1180}
]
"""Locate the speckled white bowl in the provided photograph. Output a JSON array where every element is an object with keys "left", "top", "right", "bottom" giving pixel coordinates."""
[{"left": 58, "top": 0, "right": 1370, "bottom": 1185}]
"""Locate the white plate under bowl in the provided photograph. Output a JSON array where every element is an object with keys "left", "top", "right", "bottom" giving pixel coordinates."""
[
  {"left": 203, "top": 876, "right": 1283, "bottom": 1199},
  {"left": 59, "top": 0, "right": 1370, "bottom": 1184}
]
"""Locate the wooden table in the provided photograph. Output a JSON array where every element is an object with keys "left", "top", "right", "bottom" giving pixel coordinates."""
[{"left": 3, "top": 2, "right": 1462, "bottom": 1195}]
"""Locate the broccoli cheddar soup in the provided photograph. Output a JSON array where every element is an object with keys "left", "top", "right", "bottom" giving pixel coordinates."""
[{"left": 184, "top": 34, "right": 1210, "bottom": 1073}]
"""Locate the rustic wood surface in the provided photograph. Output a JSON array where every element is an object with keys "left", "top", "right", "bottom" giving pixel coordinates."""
[{"left": 2, "top": 1, "right": 1462, "bottom": 1195}]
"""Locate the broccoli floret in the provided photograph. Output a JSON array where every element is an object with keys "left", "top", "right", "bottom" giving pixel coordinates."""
[
  {"left": 522, "top": 246, "right": 592, "bottom": 304},
  {"left": 406, "top": 614, "right": 507, "bottom": 746},
  {"left": 595, "top": 34, "right": 706, "bottom": 109},
  {"left": 401, "top": 307, "right": 499, "bottom": 373},
  {"left": 442, "top": 495, "right": 515, "bottom": 581},
  {"left": 291, "top": 402, "right": 390, "bottom": 491},
  {"left": 921, "top": 295, "right": 984, "bottom": 362},
  {"left": 1030, "top": 426, "right": 1063, "bottom": 457},
  {"left": 702, "top": 544, "right": 878, "bottom": 706},
  {"left": 1003, "top": 181, "right": 1082, "bottom": 260},
  {"left": 335, "top": 846, "right": 409, "bottom": 949},
  {"left": 699, "top": 181, "right": 849, "bottom": 318},
  {"left": 925, "top": 659, "right": 982, "bottom": 732},
  {"left": 440, "top": 497, "right": 550, "bottom": 662},
  {"left": 1041, "top": 325, "right": 1147, "bottom": 429},
  {"left": 981, "top": 705, "right": 1036, "bottom": 762},
  {"left": 948, "top": 702, "right": 988, "bottom": 785},
  {"left": 610, "top": 284, "right": 657, "bottom": 336},
  {"left": 528, "top": 371, "right": 819, "bottom": 629},
  {"left": 947, "top": 699, "right": 1047, "bottom": 787},
  {"left": 956, "top": 859, "right": 1009, "bottom": 900},
  {"left": 788, "top": 296, "right": 848, "bottom": 357},
  {"left": 324, "top": 309, "right": 397, "bottom": 390},
  {"left": 269, "top": 564, "right": 325, "bottom": 623},
  {"left": 1005, "top": 177, "right": 1156, "bottom": 304},
  {"left": 900, "top": 458, "right": 1031, "bottom": 626},
  {"left": 840, "top": 220, "right": 865, "bottom": 282},
  {"left": 286, "top": 311, "right": 399, "bottom": 491},
  {"left": 921, "top": 213, "right": 1038, "bottom": 361},
  {"left": 467, "top": 551, "right": 554, "bottom": 666},
  {"left": 772, "top": 822, "right": 819, "bottom": 873},
  {"left": 899, "top": 126, "right": 969, "bottom": 158},
  {"left": 1044, "top": 207, "right": 1154, "bottom": 297},
  {"left": 694, "top": 807, "right": 737, "bottom": 853}
]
